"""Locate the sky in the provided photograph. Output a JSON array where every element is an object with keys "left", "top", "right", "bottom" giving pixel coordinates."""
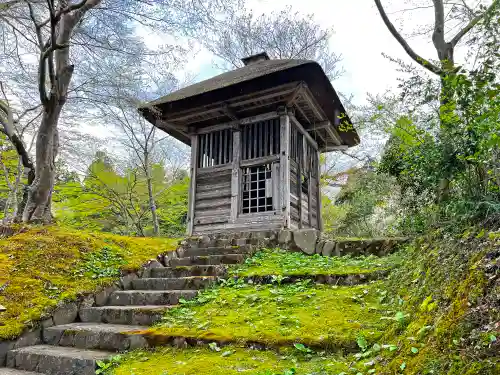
[
  {"left": 180, "top": 0, "right": 445, "bottom": 105},
  {"left": 66, "top": 0, "right": 485, "bottom": 174}
]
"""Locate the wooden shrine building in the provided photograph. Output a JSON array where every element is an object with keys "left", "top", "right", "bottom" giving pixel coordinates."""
[{"left": 140, "top": 52, "right": 359, "bottom": 235}]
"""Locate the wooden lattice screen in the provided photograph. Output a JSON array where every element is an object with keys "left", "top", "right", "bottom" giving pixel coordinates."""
[
  {"left": 197, "top": 129, "right": 233, "bottom": 168},
  {"left": 241, "top": 118, "right": 280, "bottom": 160}
]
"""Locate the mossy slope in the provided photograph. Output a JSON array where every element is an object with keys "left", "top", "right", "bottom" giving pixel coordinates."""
[
  {"left": 364, "top": 230, "right": 500, "bottom": 374},
  {"left": 0, "top": 225, "right": 177, "bottom": 339}
]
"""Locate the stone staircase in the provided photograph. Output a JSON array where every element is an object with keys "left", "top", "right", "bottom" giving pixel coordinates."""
[{"left": 1, "top": 239, "right": 255, "bottom": 375}]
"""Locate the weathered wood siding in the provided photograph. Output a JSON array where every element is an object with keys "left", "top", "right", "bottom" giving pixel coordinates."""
[
  {"left": 192, "top": 166, "right": 232, "bottom": 233},
  {"left": 188, "top": 110, "right": 322, "bottom": 234}
]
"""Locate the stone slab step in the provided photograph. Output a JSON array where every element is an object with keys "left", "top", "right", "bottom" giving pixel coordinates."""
[
  {"left": 43, "top": 323, "right": 147, "bottom": 351},
  {"left": 0, "top": 369, "right": 43, "bottom": 375},
  {"left": 109, "top": 290, "right": 198, "bottom": 306},
  {"left": 130, "top": 276, "right": 216, "bottom": 291},
  {"left": 169, "top": 254, "right": 245, "bottom": 267},
  {"left": 6, "top": 345, "right": 112, "bottom": 375},
  {"left": 79, "top": 305, "right": 173, "bottom": 326},
  {"left": 150, "top": 265, "right": 227, "bottom": 278},
  {"left": 177, "top": 245, "right": 252, "bottom": 258}
]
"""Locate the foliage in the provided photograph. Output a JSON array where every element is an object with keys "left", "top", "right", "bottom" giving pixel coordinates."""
[
  {"left": 0, "top": 136, "right": 23, "bottom": 220},
  {"left": 0, "top": 0, "right": 243, "bottom": 222},
  {"left": 229, "top": 248, "right": 401, "bottom": 277},
  {"left": 53, "top": 151, "right": 188, "bottom": 237},
  {"left": 356, "top": 231, "right": 500, "bottom": 374},
  {"left": 377, "top": 7, "right": 500, "bottom": 234},
  {"left": 322, "top": 168, "right": 399, "bottom": 238},
  {"left": 75, "top": 246, "right": 126, "bottom": 279},
  {"left": 0, "top": 225, "right": 176, "bottom": 339}
]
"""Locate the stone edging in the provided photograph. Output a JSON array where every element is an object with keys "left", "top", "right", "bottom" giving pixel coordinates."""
[
  {"left": 180, "top": 229, "right": 409, "bottom": 258},
  {"left": 229, "top": 269, "right": 389, "bottom": 286}
]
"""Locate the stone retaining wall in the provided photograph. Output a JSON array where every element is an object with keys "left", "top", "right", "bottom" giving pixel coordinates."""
[{"left": 181, "top": 229, "right": 409, "bottom": 258}]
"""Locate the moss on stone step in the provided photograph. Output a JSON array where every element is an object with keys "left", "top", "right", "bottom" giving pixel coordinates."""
[
  {"left": 110, "top": 346, "right": 350, "bottom": 375},
  {"left": 229, "top": 248, "right": 402, "bottom": 277},
  {"left": 141, "top": 282, "right": 390, "bottom": 350}
]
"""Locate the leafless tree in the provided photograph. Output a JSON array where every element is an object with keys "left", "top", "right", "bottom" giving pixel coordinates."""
[
  {"left": 0, "top": 0, "right": 243, "bottom": 224},
  {"left": 100, "top": 103, "right": 167, "bottom": 236},
  {"left": 200, "top": 6, "right": 343, "bottom": 81},
  {"left": 374, "top": 0, "right": 499, "bottom": 76}
]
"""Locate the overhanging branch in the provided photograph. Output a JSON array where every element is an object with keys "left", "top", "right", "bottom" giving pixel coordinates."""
[
  {"left": 374, "top": 0, "right": 443, "bottom": 76},
  {"left": 450, "top": 0, "right": 500, "bottom": 47}
]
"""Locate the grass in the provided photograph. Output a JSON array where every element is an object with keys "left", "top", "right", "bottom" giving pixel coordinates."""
[
  {"left": 0, "top": 225, "right": 177, "bottom": 339},
  {"left": 109, "top": 346, "right": 350, "bottom": 375},
  {"left": 229, "top": 248, "right": 402, "bottom": 277},
  {"left": 144, "top": 280, "right": 391, "bottom": 350}
]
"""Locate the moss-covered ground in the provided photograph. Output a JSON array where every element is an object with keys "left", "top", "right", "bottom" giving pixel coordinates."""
[
  {"left": 112, "top": 230, "right": 499, "bottom": 375},
  {"left": 229, "top": 248, "right": 402, "bottom": 277},
  {"left": 360, "top": 230, "right": 500, "bottom": 375},
  {"left": 143, "top": 281, "right": 390, "bottom": 350},
  {"left": 0, "top": 225, "right": 177, "bottom": 339},
  {"left": 110, "top": 346, "right": 349, "bottom": 375}
]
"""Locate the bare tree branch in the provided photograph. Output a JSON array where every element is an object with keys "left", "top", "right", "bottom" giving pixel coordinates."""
[
  {"left": 450, "top": 0, "right": 500, "bottom": 46},
  {"left": 374, "top": 0, "right": 444, "bottom": 76}
]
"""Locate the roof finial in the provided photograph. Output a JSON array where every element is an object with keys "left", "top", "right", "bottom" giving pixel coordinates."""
[{"left": 241, "top": 52, "right": 270, "bottom": 66}]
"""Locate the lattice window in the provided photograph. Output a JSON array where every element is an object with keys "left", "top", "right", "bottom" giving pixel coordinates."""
[
  {"left": 241, "top": 164, "right": 275, "bottom": 213},
  {"left": 241, "top": 118, "right": 280, "bottom": 160},
  {"left": 197, "top": 129, "right": 233, "bottom": 168}
]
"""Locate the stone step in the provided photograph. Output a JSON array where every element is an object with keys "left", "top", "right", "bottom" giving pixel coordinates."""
[
  {"left": 150, "top": 265, "right": 227, "bottom": 278},
  {"left": 43, "top": 323, "right": 147, "bottom": 351},
  {"left": 79, "top": 305, "right": 173, "bottom": 326},
  {"left": 169, "top": 254, "right": 245, "bottom": 267},
  {"left": 130, "top": 277, "right": 216, "bottom": 291},
  {"left": 6, "top": 345, "right": 112, "bottom": 375},
  {"left": 177, "top": 245, "right": 252, "bottom": 258},
  {"left": 108, "top": 290, "right": 198, "bottom": 306},
  {"left": 0, "top": 369, "right": 43, "bottom": 375}
]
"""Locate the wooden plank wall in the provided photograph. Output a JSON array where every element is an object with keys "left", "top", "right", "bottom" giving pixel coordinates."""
[{"left": 192, "top": 166, "right": 232, "bottom": 233}]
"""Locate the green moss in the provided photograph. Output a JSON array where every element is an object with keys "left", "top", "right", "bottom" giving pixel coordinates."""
[
  {"left": 110, "top": 346, "right": 349, "bottom": 375},
  {"left": 361, "top": 232, "right": 500, "bottom": 375},
  {"left": 229, "top": 248, "right": 402, "bottom": 277},
  {"left": 145, "top": 282, "right": 390, "bottom": 350},
  {"left": 0, "top": 225, "right": 177, "bottom": 339}
]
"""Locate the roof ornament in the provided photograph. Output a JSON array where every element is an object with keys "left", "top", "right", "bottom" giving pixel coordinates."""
[{"left": 241, "top": 51, "right": 270, "bottom": 66}]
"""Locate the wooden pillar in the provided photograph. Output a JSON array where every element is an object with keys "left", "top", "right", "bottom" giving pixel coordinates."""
[
  {"left": 280, "top": 113, "right": 291, "bottom": 228},
  {"left": 316, "top": 150, "right": 323, "bottom": 231},
  {"left": 230, "top": 129, "right": 241, "bottom": 223},
  {"left": 308, "top": 167, "right": 313, "bottom": 228},
  {"left": 297, "top": 142, "right": 303, "bottom": 229},
  {"left": 187, "top": 134, "right": 199, "bottom": 235}
]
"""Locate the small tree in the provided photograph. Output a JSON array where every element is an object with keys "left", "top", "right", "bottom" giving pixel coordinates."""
[{"left": 373, "top": 0, "right": 500, "bottom": 199}]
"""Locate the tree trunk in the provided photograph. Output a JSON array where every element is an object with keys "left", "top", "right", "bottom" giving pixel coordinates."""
[
  {"left": 436, "top": 43, "right": 455, "bottom": 203},
  {"left": 21, "top": 105, "right": 62, "bottom": 222},
  {"left": 144, "top": 153, "right": 159, "bottom": 236},
  {"left": 147, "top": 174, "right": 160, "bottom": 236}
]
